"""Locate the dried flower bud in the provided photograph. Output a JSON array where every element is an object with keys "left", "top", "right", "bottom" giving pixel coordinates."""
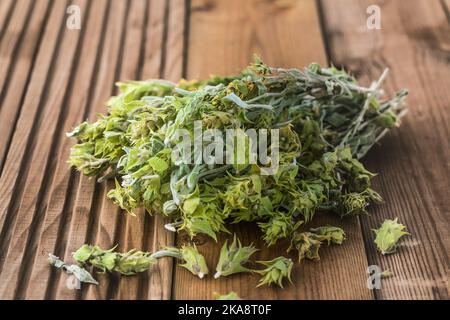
[
  {"left": 375, "top": 111, "right": 398, "bottom": 128},
  {"left": 150, "top": 245, "right": 208, "bottom": 278},
  {"left": 256, "top": 256, "right": 293, "bottom": 288},
  {"left": 310, "top": 226, "right": 346, "bottom": 245},
  {"left": 288, "top": 232, "right": 321, "bottom": 261},
  {"left": 338, "top": 188, "right": 382, "bottom": 217},
  {"left": 373, "top": 218, "right": 410, "bottom": 255},
  {"left": 258, "top": 216, "right": 303, "bottom": 246},
  {"left": 214, "top": 235, "right": 258, "bottom": 278},
  {"left": 178, "top": 245, "right": 209, "bottom": 278},
  {"left": 339, "top": 192, "right": 369, "bottom": 216}
]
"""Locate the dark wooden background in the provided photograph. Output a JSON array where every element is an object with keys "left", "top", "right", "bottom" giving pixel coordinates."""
[{"left": 0, "top": 0, "right": 448, "bottom": 300}]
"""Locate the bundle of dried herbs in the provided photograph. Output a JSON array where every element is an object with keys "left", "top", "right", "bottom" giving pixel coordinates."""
[{"left": 67, "top": 58, "right": 407, "bottom": 277}]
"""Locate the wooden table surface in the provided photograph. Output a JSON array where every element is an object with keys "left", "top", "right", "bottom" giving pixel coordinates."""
[{"left": 0, "top": 0, "right": 448, "bottom": 300}]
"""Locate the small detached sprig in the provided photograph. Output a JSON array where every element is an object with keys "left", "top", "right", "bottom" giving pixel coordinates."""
[
  {"left": 378, "top": 269, "right": 393, "bottom": 278},
  {"left": 255, "top": 256, "right": 293, "bottom": 288},
  {"left": 373, "top": 218, "right": 410, "bottom": 255},
  {"left": 214, "top": 235, "right": 258, "bottom": 279},
  {"left": 48, "top": 254, "right": 98, "bottom": 285},
  {"left": 152, "top": 244, "right": 209, "bottom": 278},
  {"left": 73, "top": 245, "right": 157, "bottom": 275},
  {"left": 289, "top": 226, "right": 346, "bottom": 261},
  {"left": 71, "top": 243, "right": 208, "bottom": 278}
]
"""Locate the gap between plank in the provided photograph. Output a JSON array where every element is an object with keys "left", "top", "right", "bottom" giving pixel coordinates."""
[
  {"left": 0, "top": 0, "right": 37, "bottom": 110},
  {"left": 315, "top": 0, "right": 332, "bottom": 65},
  {"left": 0, "top": 0, "right": 53, "bottom": 174},
  {"left": 0, "top": 0, "right": 16, "bottom": 43}
]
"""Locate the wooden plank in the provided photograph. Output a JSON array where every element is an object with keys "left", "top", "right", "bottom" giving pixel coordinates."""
[
  {"left": 0, "top": 0, "right": 88, "bottom": 299},
  {"left": 163, "top": 0, "right": 186, "bottom": 81},
  {"left": 0, "top": 0, "right": 51, "bottom": 169},
  {"left": 24, "top": 0, "right": 111, "bottom": 300},
  {"left": 0, "top": 0, "right": 69, "bottom": 276},
  {"left": 52, "top": 0, "right": 129, "bottom": 300},
  {"left": 173, "top": 0, "right": 373, "bottom": 300},
  {"left": 46, "top": 0, "right": 183, "bottom": 300},
  {"left": 0, "top": 0, "right": 33, "bottom": 169},
  {"left": 0, "top": 0, "right": 33, "bottom": 95},
  {"left": 0, "top": 0, "right": 67, "bottom": 252},
  {"left": 54, "top": 0, "right": 185, "bottom": 300},
  {"left": 140, "top": 0, "right": 166, "bottom": 80},
  {"left": 321, "top": 0, "right": 450, "bottom": 299}
]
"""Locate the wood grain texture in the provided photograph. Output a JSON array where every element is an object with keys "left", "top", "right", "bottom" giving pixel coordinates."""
[
  {"left": 173, "top": 0, "right": 373, "bottom": 300},
  {"left": 321, "top": 0, "right": 450, "bottom": 299},
  {"left": 53, "top": 0, "right": 186, "bottom": 300},
  {"left": 53, "top": 0, "right": 129, "bottom": 300},
  {"left": 0, "top": 0, "right": 33, "bottom": 97},
  {"left": 0, "top": 0, "right": 68, "bottom": 255},
  {"left": 25, "top": 0, "right": 111, "bottom": 300},
  {"left": 0, "top": 0, "right": 88, "bottom": 299},
  {"left": 186, "top": 0, "right": 327, "bottom": 79},
  {"left": 0, "top": 0, "right": 36, "bottom": 169},
  {"left": 0, "top": 0, "right": 51, "bottom": 171}
]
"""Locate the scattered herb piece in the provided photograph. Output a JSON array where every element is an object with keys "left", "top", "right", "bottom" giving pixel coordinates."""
[
  {"left": 256, "top": 256, "right": 293, "bottom": 288},
  {"left": 373, "top": 218, "right": 410, "bottom": 254},
  {"left": 289, "top": 225, "right": 345, "bottom": 261},
  {"left": 73, "top": 245, "right": 157, "bottom": 275},
  {"left": 214, "top": 235, "right": 258, "bottom": 278},
  {"left": 73, "top": 244, "right": 208, "bottom": 278},
  {"left": 214, "top": 291, "right": 241, "bottom": 300},
  {"left": 288, "top": 232, "right": 322, "bottom": 261},
  {"left": 152, "top": 244, "right": 209, "bottom": 278},
  {"left": 48, "top": 254, "right": 98, "bottom": 285},
  {"left": 379, "top": 269, "right": 393, "bottom": 278},
  {"left": 310, "top": 226, "right": 346, "bottom": 245}
]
